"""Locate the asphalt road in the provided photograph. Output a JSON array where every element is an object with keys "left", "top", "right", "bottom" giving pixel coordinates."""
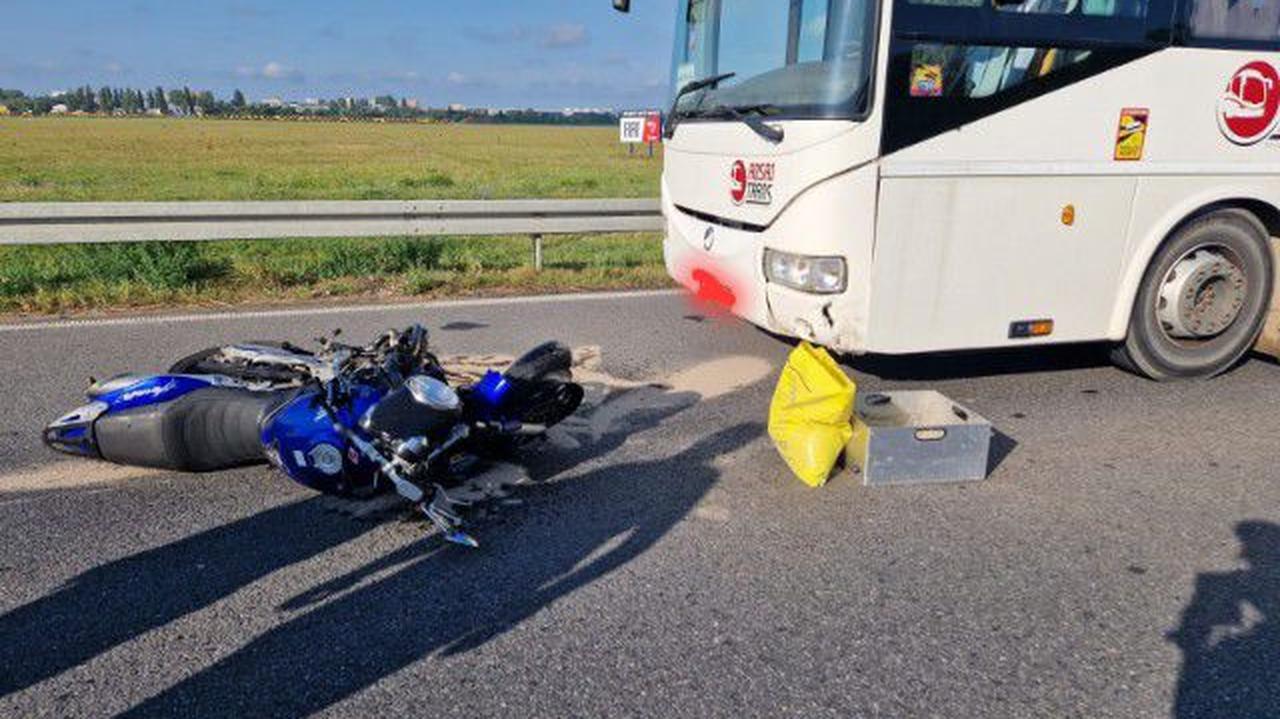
[{"left": 1, "top": 290, "right": 1278, "bottom": 718}]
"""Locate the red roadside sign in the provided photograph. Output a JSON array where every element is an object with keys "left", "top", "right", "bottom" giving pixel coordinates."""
[{"left": 642, "top": 112, "right": 662, "bottom": 144}]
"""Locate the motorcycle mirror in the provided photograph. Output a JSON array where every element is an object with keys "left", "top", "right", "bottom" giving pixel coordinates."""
[{"left": 612, "top": 0, "right": 631, "bottom": 12}]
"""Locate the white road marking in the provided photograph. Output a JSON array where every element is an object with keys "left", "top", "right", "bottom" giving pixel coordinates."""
[{"left": 0, "top": 289, "right": 683, "bottom": 333}]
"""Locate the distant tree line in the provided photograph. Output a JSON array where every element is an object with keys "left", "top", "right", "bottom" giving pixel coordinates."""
[{"left": 0, "top": 86, "right": 620, "bottom": 125}]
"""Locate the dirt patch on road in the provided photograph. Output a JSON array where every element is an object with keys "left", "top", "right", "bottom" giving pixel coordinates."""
[
  {"left": 443, "top": 346, "right": 772, "bottom": 400},
  {"left": 0, "top": 461, "right": 165, "bottom": 495},
  {"left": 444, "top": 347, "right": 773, "bottom": 443}
]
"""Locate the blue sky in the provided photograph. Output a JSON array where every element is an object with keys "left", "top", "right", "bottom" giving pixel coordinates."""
[{"left": 0, "top": 1, "right": 679, "bottom": 109}]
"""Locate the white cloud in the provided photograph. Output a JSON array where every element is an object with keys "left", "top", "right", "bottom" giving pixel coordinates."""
[
  {"left": 235, "top": 60, "right": 304, "bottom": 83},
  {"left": 543, "top": 23, "right": 588, "bottom": 49},
  {"left": 261, "top": 61, "right": 290, "bottom": 79}
]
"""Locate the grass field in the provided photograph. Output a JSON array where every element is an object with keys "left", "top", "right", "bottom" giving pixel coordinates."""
[
  {"left": 0, "top": 118, "right": 669, "bottom": 314},
  {"left": 0, "top": 117, "right": 662, "bottom": 202}
]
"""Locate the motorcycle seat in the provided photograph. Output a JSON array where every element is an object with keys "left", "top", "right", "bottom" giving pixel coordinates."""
[{"left": 94, "top": 387, "right": 297, "bottom": 472}]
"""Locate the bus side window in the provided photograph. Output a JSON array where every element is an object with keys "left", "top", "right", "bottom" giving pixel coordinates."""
[
  {"left": 911, "top": 44, "right": 1093, "bottom": 99},
  {"left": 1187, "top": 0, "right": 1280, "bottom": 44},
  {"left": 992, "top": 0, "right": 1148, "bottom": 16},
  {"left": 907, "top": 0, "right": 984, "bottom": 6}
]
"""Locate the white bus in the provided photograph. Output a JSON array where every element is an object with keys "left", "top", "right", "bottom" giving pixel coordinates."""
[{"left": 614, "top": 0, "right": 1280, "bottom": 380}]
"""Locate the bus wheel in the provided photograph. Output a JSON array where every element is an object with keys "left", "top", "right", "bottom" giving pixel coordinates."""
[{"left": 1115, "top": 209, "right": 1274, "bottom": 381}]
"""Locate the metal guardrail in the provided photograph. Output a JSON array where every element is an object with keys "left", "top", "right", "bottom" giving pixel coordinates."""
[{"left": 0, "top": 198, "right": 665, "bottom": 269}]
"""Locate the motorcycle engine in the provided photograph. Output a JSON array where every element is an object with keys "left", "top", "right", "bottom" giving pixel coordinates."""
[{"left": 360, "top": 375, "right": 461, "bottom": 442}]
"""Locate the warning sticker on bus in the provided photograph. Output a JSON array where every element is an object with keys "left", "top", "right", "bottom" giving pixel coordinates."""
[{"left": 1114, "top": 108, "right": 1149, "bottom": 161}]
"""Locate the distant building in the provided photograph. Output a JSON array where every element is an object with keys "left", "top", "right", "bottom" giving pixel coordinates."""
[
  {"left": 261, "top": 97, "right": 284, "bottom": 108},
  {"left": 405, "top": 98, "right": 419, "bottom": 110},
  {"left": 50, "top": 104, "right": 69, "bottom": 115},
  {"left": 448, "top": 103, "right": 467, "bottom": 112}
]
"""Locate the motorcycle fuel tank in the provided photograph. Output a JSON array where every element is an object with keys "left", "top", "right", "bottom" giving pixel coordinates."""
[{"left": 259, "top": 384, "right": 382, "bottom": 497}]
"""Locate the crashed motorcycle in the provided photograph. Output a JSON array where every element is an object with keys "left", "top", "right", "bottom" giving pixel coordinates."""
[{"left": 43, "top": 325, "right": 584, "bottom": 547}]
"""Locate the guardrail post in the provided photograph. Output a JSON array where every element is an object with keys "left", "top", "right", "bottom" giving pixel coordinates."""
[{"left": 532, "top": 233, "right": 544, "bottom": 272}]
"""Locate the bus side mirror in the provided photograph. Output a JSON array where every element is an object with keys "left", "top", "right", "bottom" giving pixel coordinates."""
[{"left": 613, "top": 0, "right": 631, "bottom": 12}]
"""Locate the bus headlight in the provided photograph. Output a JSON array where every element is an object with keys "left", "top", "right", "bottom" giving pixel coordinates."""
[{"left": 764, "top": 250, "right": 847, "bottom": 294}]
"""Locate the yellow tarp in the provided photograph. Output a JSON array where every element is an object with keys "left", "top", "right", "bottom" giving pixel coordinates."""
[{"left": 768, "top": 342, "right": 856, "bottom": 487}]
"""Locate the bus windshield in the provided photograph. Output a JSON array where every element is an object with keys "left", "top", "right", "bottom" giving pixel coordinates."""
[{"left": 671, "top": 0, "right": 879, "bottom": 121}]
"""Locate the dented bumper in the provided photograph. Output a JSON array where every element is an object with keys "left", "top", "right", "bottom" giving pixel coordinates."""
[{"left": 661, "top": 171, "right": 875, "bottom": 354}]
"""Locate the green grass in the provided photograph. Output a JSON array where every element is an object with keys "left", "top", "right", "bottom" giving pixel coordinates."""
[
  {"left": 0, "top": 234, "right": 668, "bottom": 315},
  {"left": 0, "top": 117, "right": 661, "bottom": 202},
  {"left": 0, "top": 118, "right": 670, "bottom": 314}
]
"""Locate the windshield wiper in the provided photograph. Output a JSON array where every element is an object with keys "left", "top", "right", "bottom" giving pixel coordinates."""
[
  {"left": 663, "top": 71, "right": 736, "bottom": 139},
  {"left": 693, "top": 103, "right": 785, "bottom": 144}
]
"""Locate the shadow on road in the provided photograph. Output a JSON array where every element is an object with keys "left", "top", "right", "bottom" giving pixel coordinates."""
[
  {"left": 1169, "top": 521, "right": 1280, "bottom": 719},
  {"left": 1, "top": 371, "right": 761, "bottom": 713},
  {"left": 117, "top": 421, "right": 761, "bottom": 717},
  {"left": 0, "top": 494, "right": 378, "bottom": 699},
  {"left": 751, "top": 322, "right": 1116, "bottom": 382},
  {"left": 987, "top": 428, "right": 1019, "bottom": 476},
  {"left": 844, "top": 343, "right": 1115, "bottom": 382}
]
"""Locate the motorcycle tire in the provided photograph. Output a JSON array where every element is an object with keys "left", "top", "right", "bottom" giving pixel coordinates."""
[
  {"left": 514, "top": 380, "right": 584, "bottom": 428},
  {"left": 505, "top": 342, "right": 573, "bottom": 383}
]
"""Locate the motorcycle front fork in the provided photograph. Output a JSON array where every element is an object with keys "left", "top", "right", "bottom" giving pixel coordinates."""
[{"left": 336, "top": 422, "right": 481, "bottom": 548}]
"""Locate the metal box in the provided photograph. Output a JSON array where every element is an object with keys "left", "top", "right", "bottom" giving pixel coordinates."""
[{"left": 846, "top": 391, "right": 993, "bottom": 486}]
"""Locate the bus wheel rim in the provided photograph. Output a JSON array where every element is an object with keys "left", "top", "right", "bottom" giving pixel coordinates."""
[{"left": 1156, "top": 246, "right": 1248, "bottom": 342}]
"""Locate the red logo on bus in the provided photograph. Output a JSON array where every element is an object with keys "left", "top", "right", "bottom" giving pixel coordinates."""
[
  {"left": 730, "top": 160, "right": 748, "bottom": 204},
  {"left": 1219, "top": 61, "right": 1280, "bottom": 146},
  {"left": 729, "top": 160, "right": 776, "bottom": 206}
]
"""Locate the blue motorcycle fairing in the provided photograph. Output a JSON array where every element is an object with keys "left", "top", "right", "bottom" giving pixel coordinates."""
[
  {"left": 95, "top": 375, "right": 232, "bottom": 411},
  {"left": 43, "top": 400, "right": 109, "bottom": 457},
  {"left": 45, "top": 374, "right": 234, "bottom": 458},
  {"left": 259, "top": 383, "right": 384, "bottom": 497}
]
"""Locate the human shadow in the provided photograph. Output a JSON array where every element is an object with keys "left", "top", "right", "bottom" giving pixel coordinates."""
[
  {"left": 0, "top": 494, "right": 377, "bottom": 698},
  {"left": 1169, "top": 521, "right": 1280, "bottom": 719},
  {"left": 118, "top": 422, "right": 763, "bottom": 717}
]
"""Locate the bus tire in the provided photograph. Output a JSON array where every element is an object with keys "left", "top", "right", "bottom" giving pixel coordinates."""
[{"left": 1114, "top": 209, "right": 1273, "bottom": 381}]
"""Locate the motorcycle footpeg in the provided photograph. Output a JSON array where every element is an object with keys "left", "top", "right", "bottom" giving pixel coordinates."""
[
  {"left": 422, "top": 489, "right": 479, "bottom": 548},
  {"left": 434, "top": 486, "right": 475, "bottom": 509}
]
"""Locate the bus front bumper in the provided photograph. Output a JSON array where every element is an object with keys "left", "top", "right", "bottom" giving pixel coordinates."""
[{"left": 663, "top": 206, "right": 859, "bottom": 352}]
